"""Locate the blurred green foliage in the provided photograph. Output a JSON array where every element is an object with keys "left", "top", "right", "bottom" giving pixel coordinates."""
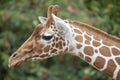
[{"left": 0, "top": 0, "right": 119, "bottom": 80}]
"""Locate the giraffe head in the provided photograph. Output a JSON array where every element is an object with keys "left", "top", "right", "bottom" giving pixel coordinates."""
[{"left": 8, "top": 5, "right": 72, "bottom": 68}]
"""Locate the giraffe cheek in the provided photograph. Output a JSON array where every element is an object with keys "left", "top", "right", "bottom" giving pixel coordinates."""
[{"left": 35, "top": 43, "right": 44, "bottom": 54}]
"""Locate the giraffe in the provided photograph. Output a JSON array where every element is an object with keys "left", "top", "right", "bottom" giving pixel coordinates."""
[{"left": 8, "top": 5, "right": 120, "bottom": 80}]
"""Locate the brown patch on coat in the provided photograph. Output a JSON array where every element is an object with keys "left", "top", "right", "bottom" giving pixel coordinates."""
[
  {"left": 85, "top": 40, "right": 90, "bottom": 44},
  {"left": 51, "top": 49, "right": 57, "bottom": 53},
  {"left": 76, "top": 44, "right": 82, "bottom": 49},
  {"left": 56, "top": 43, "right": 59, "bottom": 48},
  {"left": 99, "top": 46, "right": 111, "bottom": 57},
  {"left": 95, "top": 49, "right": 98, "bottom": 53},
  {"left": 44, "top": 45, "right": 50, "bottom": 52},
  {"left": 55, "top": 37, "right": 59, "bottom": 41},
  {"left": 75, "top": 35, "right": 83, "bottom": 42},
  {"left": 116, "top": 70, "right": 120, "bottom": 80},
  {"left": 79, "top": 52, "right": 84, "bottom": 59},
  {"left": 112, "top": 48, "right": 120, "bottom": 56},
  {"left": 103, "top": 60, "right": 116, "bottom": 77},
  {"left": 115, "top": 57, "right": 120, "bottom": 65},
  {"left": 94, "top": 56, "right": 105, "bottom": 69},
  {"left": 92, "top": 40, "right": 101, "bottom": 47},
  {"left": 85, "top": 56, "right": 92, "bottom": 63},
  {"left": 63, "top": 42, "right": 66, "bottom": 46},
  {"left": 58, "top": 41, "right": 62, "bottom": 49},
  {"left": 84, "top": 46, "right": 94, "bottom": 56}
]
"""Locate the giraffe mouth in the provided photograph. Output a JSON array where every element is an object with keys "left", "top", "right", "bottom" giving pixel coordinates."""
[
  {"left": 8, "top": 60, "right": 24, "bottom": 68},
  {"left": 9, "top": 55, "right": 43, "bottom": 68},
  {"left": 14, "top": 61, "right": 24, "bottom": 68}
]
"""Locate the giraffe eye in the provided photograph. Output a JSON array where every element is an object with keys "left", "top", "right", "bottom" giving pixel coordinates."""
[{"left": 42, "top": 34, "right": 53, "bottom": 41}]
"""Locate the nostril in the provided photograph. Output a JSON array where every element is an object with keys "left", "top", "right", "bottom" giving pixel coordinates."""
[{"left": 12, "top": 53, "right": 17, "bottom": 58}]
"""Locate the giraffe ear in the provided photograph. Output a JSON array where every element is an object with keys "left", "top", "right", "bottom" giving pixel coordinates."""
[
  {"left": 38, "top": 16, "right": 47, "bottom": 24},
  {"left": 52, "top": 14, "right": 69, "bottom": 36}
]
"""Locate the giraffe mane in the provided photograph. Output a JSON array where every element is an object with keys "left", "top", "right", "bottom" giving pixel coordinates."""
[{"left": 65, "top": 20, "right": 120, "bottom": 48}]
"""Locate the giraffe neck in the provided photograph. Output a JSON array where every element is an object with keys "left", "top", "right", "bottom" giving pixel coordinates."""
[{"left": 65, "top": 20, "right": 120, "bottom": 80}]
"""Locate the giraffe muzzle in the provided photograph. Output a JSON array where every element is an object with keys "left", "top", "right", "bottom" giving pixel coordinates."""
[
  {"left": 8, "top": 52, "right": 24, "bottom": 68},
  {"left": 8, "top": 58, "right": 24, "bottom": 68}
]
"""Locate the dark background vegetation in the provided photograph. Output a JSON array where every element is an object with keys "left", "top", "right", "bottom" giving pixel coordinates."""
[{"left": 0, "top": 0, "right": 120, "bottom": 80}]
